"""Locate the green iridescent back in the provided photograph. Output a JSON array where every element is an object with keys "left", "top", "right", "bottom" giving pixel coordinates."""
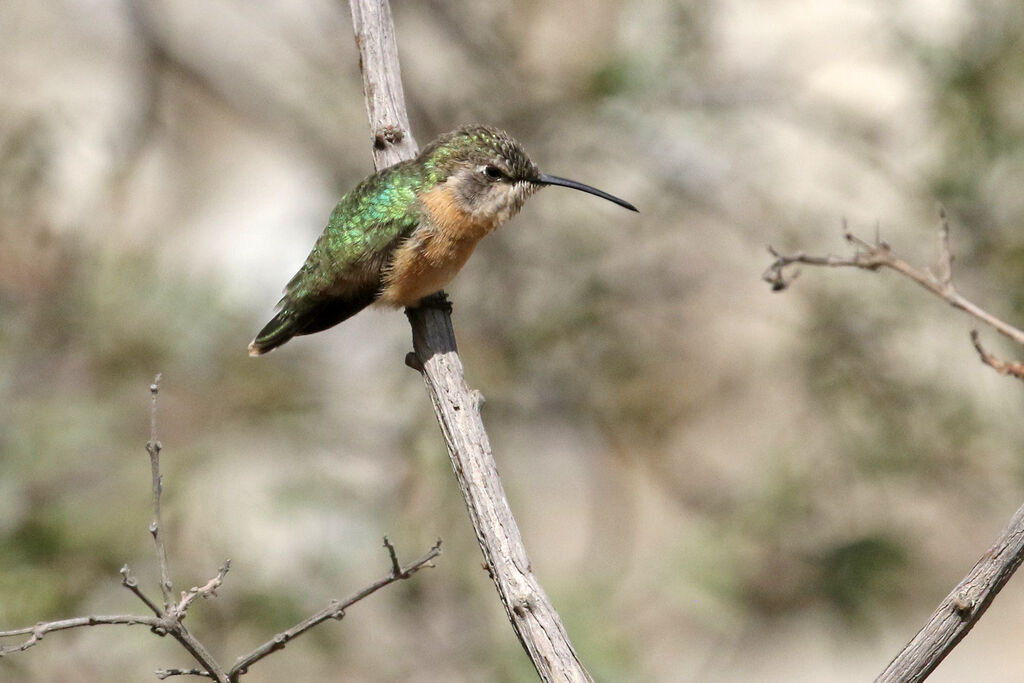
[{"left": 284, "top": 161, "right": 428, "bottom": 300}]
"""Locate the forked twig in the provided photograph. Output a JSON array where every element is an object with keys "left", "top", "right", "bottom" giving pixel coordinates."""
[
  {"left": 227, "top": 538, "right": 441, "bottom": 681},
  {"left": 765, "top": 212, "right": 1024, "bottom": 371},
  {"left": 173, "top": 561, "right": 232, "bottom": 618},
  {"left": 2, "top": 377, "right": 441, "bottom": 681}
]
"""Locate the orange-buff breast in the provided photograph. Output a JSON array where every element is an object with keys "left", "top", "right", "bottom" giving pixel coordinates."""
[{"left": 377, "top": 185, "right": 498, "bottom": 307}]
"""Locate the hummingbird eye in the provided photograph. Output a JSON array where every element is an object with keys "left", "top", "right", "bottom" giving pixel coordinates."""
[{"left": 483, "top": 165, "right": 506, "bottom": 180}]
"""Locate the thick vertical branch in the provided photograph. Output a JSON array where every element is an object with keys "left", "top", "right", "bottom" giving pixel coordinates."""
[
  {"left": 406, "top": 306, "right": 593, "bottom": 682},
  {"left": 349, "top": 0, "right": 418, "bottom": 167},
  {"left": 348, "top": 1, "right": 593, "bottom": 680}
]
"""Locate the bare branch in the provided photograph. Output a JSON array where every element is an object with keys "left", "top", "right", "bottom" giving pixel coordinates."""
[
  {"left": 1, "top": 378, "right": 231, "bottom": 682},
  {"left": 173, "top": 561, "right": 231, "bottom": 618},
  {"left": 155, "top": 668, "right": 212, "bottom": 680},
  {"left": 121, "top": 564, "right": 164, "bottom": 617},
  {"left": 349, "top": 0, "right": 418, "bottom": 167},
  {"left": 0, "top": 615, "right": 165, "bottom": 656},
  {"left": 5, "top": 370, "right": 446, "bottom": 681},
  {"left": 383, "top": 535, "right": 403, "bottom": 577},
  {"left": 141, "top": 376, "right": 230, "bottom": 681},
  {"left": 227, "top": 539, "right": 441, "bottom": 681},
  {"left": 348, "top": 1, "right": 595, "bottom": 680},
  {"left": 876, "top": 501, "right": 1024, "bottom": 682},
  {"left": 147, "top": 374, "right": 174, "bottom": 608},
  {"left": 764, "top": 216, "right": 1024, "bottom": 350},
  {"left": 167, "top": 627, "right": 228, "bottom": 683},
  {"left": 970, "top": 330, "right": 1024, "bottom": 380},
  {"left": 406, "top": 304, "right": 595, "bottom": 681},
  {"left": 932, "top": 208, "right": 954, "bottom": 288}
]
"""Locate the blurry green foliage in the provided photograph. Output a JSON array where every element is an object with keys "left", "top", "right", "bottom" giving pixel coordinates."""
[
  {"left": 906, "top": 2, "right": 1024, "bottom": 313},
  {"left": 815, "top": 535, "right": 907, "bottom": 623},
  {"left": 0, "top": 232, "right": 322, "bottom": 632},
  {"left": 587, "top": 57, "right": 634, "bottom": 99}
]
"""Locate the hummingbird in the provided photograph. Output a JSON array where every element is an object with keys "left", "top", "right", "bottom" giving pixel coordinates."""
[{"left": 248, "top": 125, "right": 638, "bottom": 356}]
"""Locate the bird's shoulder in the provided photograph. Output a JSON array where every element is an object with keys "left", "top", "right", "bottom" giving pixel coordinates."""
[
  {"left": 324, "top": 163, "right": 428, "bottom": 254},
  {"left": 281, "top": 164, "right": 431, "bottom": 300}
]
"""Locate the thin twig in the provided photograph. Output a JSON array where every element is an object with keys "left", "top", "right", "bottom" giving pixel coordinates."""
[
  {"left": 156, "top": 668, "right": 211, "bottom": 680},
  {"left": 3, "top": 370, "right": 445, "bottom": 679},
  {"left": 384, "top": 535, "right": 403, "bottom": 576},
  {"left": 227, "top": 539, "right": 441, "bottom": 681},
  {"left": 121, "top": 564, "right": 164, "bottom": 617},
  {"left": 0, "top": 615, "right": 165, "bottom": 655},
  {"left": 147, "top": 373, "right": 174, "bottom": 608},
  {"left": 141, "top": 377, "right": 230, "bottom": 680},
  {"left": 173, "top": 561, "right": 231, "bottom": 617},
  {"left": 143, "top": 376, "right": 229, "bottom": 682},
  {"left": 970, "top": 330, "right": 1024, "bottom": 380}
]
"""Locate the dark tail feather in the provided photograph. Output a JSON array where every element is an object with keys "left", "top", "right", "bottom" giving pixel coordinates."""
[
  {"left": 248, "top": 290, "right": 378, "bottom": 356},
  {"left": 248, "top": 309, "right": 300, "bottom": 356}
]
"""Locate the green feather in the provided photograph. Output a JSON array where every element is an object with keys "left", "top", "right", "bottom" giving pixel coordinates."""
[{"left": 249, "top": 162, "right": 430, "bottom": 355}]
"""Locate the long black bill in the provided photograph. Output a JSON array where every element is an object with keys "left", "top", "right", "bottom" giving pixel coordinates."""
[{"left": 536, "top": 173, "right": 638, "bottom": 212}]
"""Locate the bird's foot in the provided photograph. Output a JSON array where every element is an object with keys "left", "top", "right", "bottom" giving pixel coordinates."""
[{"left": 413, "top": 291, "right": 452, "bottom": 313}]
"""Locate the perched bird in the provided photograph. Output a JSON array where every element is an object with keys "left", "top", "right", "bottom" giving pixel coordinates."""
[{"left": 248, "top": 125, "right": 638, "bottom": 356}]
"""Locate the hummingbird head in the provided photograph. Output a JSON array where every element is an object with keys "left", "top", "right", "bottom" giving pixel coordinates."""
[{"left": 420, "top": 125, "right": 637, "bottom": 226}]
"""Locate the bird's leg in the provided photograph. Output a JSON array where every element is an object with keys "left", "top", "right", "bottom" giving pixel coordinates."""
[{"left": 404, "top": 291, "right": 456, "bottom": 367}]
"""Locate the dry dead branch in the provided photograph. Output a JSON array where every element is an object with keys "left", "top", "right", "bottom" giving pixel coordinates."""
[{"left": 349, "top": 0, "right": 594, "bottom": 679}]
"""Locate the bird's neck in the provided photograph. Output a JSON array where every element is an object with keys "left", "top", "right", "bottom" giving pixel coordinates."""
[{"left": 418, "top": 184, "right": 499, "bottom": 242}]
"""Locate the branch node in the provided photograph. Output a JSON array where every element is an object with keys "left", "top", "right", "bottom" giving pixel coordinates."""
[
  {"left": 952, "top": 594, "right": 975, "bottom": 616},
  {"left": 120, "top": 565, "right": 136, "bottom": 587},
  {"left": 404, "top": 352, "right": 424, "bottom": 372},
  {"left": 155, "top": 667, "right": 212, "bottom": 680},
  {"left": 383, "top": 536, "right": 403, "bottom": 577},
  {"left": 970, "top": 329, "right": 1024, "bottom": 379},
  {"left": 373, "top": 124, "right": 406, "bottom": 150}
]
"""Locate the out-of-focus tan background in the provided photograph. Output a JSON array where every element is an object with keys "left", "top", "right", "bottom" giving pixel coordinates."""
[{"left": 4, "top": 1, "right": 1024, "bottom": 681}]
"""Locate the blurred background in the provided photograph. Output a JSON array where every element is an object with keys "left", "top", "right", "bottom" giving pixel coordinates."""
[{"left": 4, "top": 0, "right": 1024, "bottom": 681}]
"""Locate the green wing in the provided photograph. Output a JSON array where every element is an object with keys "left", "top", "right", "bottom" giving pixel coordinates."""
[{"left": 249, "top": 165, "right": 423, "bottom": 355}]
